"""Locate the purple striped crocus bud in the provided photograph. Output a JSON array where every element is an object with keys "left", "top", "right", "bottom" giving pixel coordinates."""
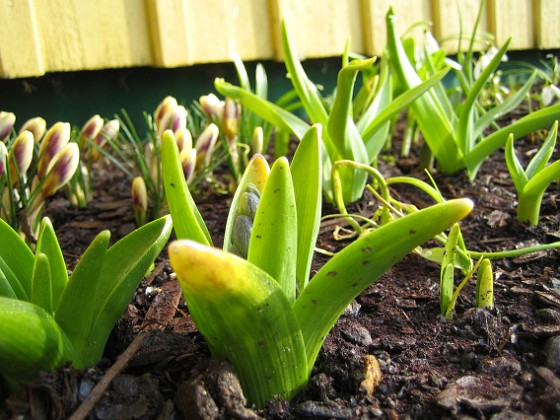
[
  {"left": 89, "top": 119, "right": 119, "bottom": 161},
  {"left": 174, "top": 127, "right": 192, "bottom": 152},
  {"left": 251, "top": 126, "right": 263, "bottom": 156},
  {"left": 40, "top": 143, "right": 80, "bottom": 199},
  {"left": 144, "top": 142, "right": 160, "bottom": 185},
  {"left": 19, "top": 117, "right": 47, "bottom": 143},
  {"left": 194, "top": 123, "right": 219, "bottom": 170},
  {"left": 199, "top": 94, "right": 224, "bottom": 120},
  {"left": 131, "top": 176, "right": 148, "bottom": 226},
  {"left": 8, "top": 131, "right": 34, "bottom": 186},
  {"left": 222, "top": 97, "right": 240, "bottom": 142},
  {"left": 180, "top": 147, "right": 197, "bottom": 184},
  {"left": 37, "top": 122, "right": 71, "bottom": 179},
  {"left": 154, "top": 96, "right": 178, "bottom": 128},
  {"left": 0, "top": 111, "right": 16, "bottom": 141},
  {"left": 0, "top": 141, "right": 7, "bottom": 178},
  {"left": 80, "top": 114, "right": 104, "bottom": 148}
]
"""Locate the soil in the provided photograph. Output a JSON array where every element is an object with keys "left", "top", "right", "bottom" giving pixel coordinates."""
[{"left": 1, "top": 115, "right": 559, "bottom": 419}]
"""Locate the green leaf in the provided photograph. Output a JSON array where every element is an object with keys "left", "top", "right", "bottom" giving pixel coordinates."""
[
  {"left": 248, "top": 158, "right": 297, "bottom": 303},
  {"left": 476, "top": 258, "right": 493, "bottom": 309},
  {"left": 291, "top": 125, "right": 322, "bottom": 290},
  {"left": 0, "top": 267, "right": 17, "bottom": 299},
  {"left": 161, "top": 130, "right": 212, "bottom": 245},
  {"left": 294, "top": 198, "right": 473, "bottom": 370},
  {"left": 169, "top": 240, "right": 308, "bottom": 407},
  {"left": 30, "top": 253, "right": 53, "bottom": 313},
  {"left": 505, "top": 133, "right": 529, "bottom": 193},
  {"left": 440, "top": 223, "right": 461, "bottom": 315},
  {"left": 35, "top": 218, "right": 68, "bottom": 309},
  {"left": 526, "top": 120, "right": 558, "bottom": 179},
  {"left": 0, "top": 256, "right": 26, "bottom": 300},
  {"left": 0, "top": 217, "right": 34, "bottom": 299},
  {"left": 54, "top": 230, "right": 110, "bottom": 368},
  {"left": 82, "top": 215, "right": 172, "bottom": 367},
  {"left": 518, "top": 158, "right": 560, "bottom": 226},
  {"left": 0, "top": 297, "right": 65, "bottom": 381}
]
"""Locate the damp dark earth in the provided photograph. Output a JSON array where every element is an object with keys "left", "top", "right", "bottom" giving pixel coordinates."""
[{"left": 1, "top": 118, "right": 559, "bottom": 419}]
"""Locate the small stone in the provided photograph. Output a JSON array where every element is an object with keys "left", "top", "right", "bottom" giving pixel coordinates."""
[
  {"left": 479, "top": 356, "right": 522, "bottom": 376},
  {"left": 537, "top": 308, "right": 560, "bottom": 323},
  {"left": 341, "top": 320, "right": 373, "bottom": 347},
  {"left": 544, "top": 336, "right": 560, "bottom": 370}
]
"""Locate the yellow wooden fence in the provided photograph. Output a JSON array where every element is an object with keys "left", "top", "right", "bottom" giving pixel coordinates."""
[{"left": 1, "top": 0, "right": 558, "bottom": 79}]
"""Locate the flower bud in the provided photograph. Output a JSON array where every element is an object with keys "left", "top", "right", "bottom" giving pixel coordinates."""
[
  {"left": 195, "top": 123, "right": 219, "bottom": 170},
  {"left": 251, "top": 126, "right": 264, "bottom": 156},
  {"left": 174, "top": 127, "right": 192, "bottom": 152},
  {"left": 156, "top": 101, "right": 187, "bottom": 139},
  {"left": 154, "top": 96, "right": 178, "bottom": 128},
  {"left": 89, "top": 119, "right": 119, "bottom": 161},
  {"left": 80, "top": 114, "right": 104, "bottom": 148},
  {"left": 222, "top": 97, "right": 240, "bottom": 142},
  {"left": 40, "top": 143, "right": 80, "bottom": 198},
  {"left": 0, "top": 141, "right": 7, "bottom": 178},
  {"left": 131, "top": 176, "right": 148, "bottom": 226},
  {"left": 144, "top": 142, "right": 160, "bottom": 185},
  {"left": 0, "top": 111, "right": 16, "bottom": 141},
  {"left": 8, "top": 131, "right": 34, "bottom": 186},
  {"left": 180, "top": 147, "right": 197, "bottom": 184},
  {"left": 19, "top": 117, "right": 47, "bottom": 143},
  {"left": 37, "top": 122, "right": 71, "bottom": 179},
  {"left": 199, "top": 94, "right": 224, "bottom": 119}
]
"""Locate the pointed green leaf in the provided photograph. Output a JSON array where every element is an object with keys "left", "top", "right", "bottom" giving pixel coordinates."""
[
  {"left": 169, "top": 240, "right": 308, "bottom": 407},
  {"left": 526, "top": 120, "right": 558, "bottom": 179},
  {"left": 294, "top": 198, "right": 473, "bottom": 370},
  {"left": 248, "top": 158, "right": 297, "bottom": 302},
  {"left": 30, "top": 253, "right": 53, "bottom": 313},
  {"left": 35, "top": 217, "right": 68, "bottom": 309},
  {"left": 0, "top": 218, "right": 33, "bottom": 299},
  {"left": 0, "top": 267, "right": 17, "bottom": 299},
  {"left": 291, "top": 125, "right": 322, "bottom": 290},
  {"left": 162, "top": 130, "right": 212, "bottom": 245},
  {"left": 505, "top": 133, "right": 529, "bottom": 193},
  {"left": 0, "top": 256, "right": 26, "bottom": 299}
]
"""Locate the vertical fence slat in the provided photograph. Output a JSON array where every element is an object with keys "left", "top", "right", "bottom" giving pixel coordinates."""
[
  {"left": 361, "top": 0, "right": 432, "bottom": 57},
  {"left": 269, "top": 0, "right": 363, "bottom": 60},
  {"left": 0, "top": 0, "right": 44, "bottom": 78},
  {"left": 431, "top": 0, "right": 490, "bottom": 53},
  {"left": 488, "top": 0, "right": 533, "bottom": 49},
  {"left": 534, "top": 0, "right": 560, "bottom": 49}
]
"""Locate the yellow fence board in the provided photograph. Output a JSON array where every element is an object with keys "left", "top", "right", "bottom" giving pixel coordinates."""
[{"left": 0, "top": 0, "right": 559, "bottom": 78}]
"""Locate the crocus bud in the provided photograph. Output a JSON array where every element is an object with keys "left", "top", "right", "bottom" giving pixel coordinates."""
[
  {"left": 156, "top": 100, "right": 187, "bottom": 139},
  {"left": 80, "top": 114, "right": 103, "bottom": 148},
  {"left": 0, "top": 141, "right": 7, "bottom": 178},
  {"left": 174, "top": 127, "right": 192, "bottom": 152},
  {"left": 37, "top": 122, "right": 71, "bottom": 179},
  {"left": 194, "top": 123, "right": 219, "bottom": 170},
  {"left": 40, "top": 143, "right": 80, "bottom": 199},
  {"left": 8, "top": 131, "right": 34, "bottom": 186},
  {"left": 180, "top": 147, "right": 197, "bottom": 184},
  {"left": 89, "top": 119, "right": 119, "bottom": 161},
  {"left": 19, "top": 117, "right": 47, "bottom": 143},
  {"left": 0, "top": 111, "right": 16, "bottom": 141},
  {"left": 144, "top": 142, "right": 159, "bottom": 185},
  {"left": 251, "top": 126, "right": 264, "bottom": 156},
  {"left": 222, "top": 97, "right": 240, "bottom": 142},
  {"left": 131, "top": 176, "right": 148, "bottom": 226},
  {"left": 154, "top": 96, "right": 178, "bottom": 129},
  {"left": 199, "top": 94, "right": 224, "bottom": 120}
]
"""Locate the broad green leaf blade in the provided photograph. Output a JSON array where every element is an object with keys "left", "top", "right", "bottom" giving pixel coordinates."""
[
  {"left": 0, "top": 267, "right": 17, "bottom": 299},
  {"left": 215, "top": 78, "right": 310, "bottom": 139},
  {"left": 30, "top": 253, "right": 53, "bottom": 314},
  {"left": 466, "top": 103, "right": 560, "bottom": 178},
  {"left": 0, "top": 217, "right": 34, "bottom": 299},
  {"left": 83, "top": 215, "right": 172, "bottom": 367},
  {"left": 0, "top": 256, "right": 26, "bottom": 299},
  {"left": 473, "top": 72, "right": 537, "bottom": 140},
  {"left": 294, "top": 198, "right": 473, "bottom": 370},
  {"left": 223, "top": 155, "right": 270, "bottom": 255},
  {"left": 36, "top": 218, "right": 68, "bottom": 309},
  {"left": 476, "top": 258, "right": 493, "bottom": 309},
  {"left": 281, "top": 20, "right": 329, "bottom": 126},
  {"left": 0, "top": 297, "right": 65, "bottom": 381},
  {"left": 169, "top": 240, "right": 308, "bottom": 408},
  {"left": 386, "top": 7, "right": 463, "bottom": 173},
  {"left": 518, "top": 158, "right": 560, "bottom": 226},
  {"left": 291, "top": 125, "right": 322, "bottom": 291},
  {"left": 505, "top": 134, "right": 529, "bottom": 193},
  {"left": 526, "top": 120, "right": 558, "bottom": 179},
  {"left": 54, "top": 230, "right": 110, "bottom": 367},
  {"left": 161, "top": 131, "right": 212, "bottom": 245},
  {"left": 248, "top": 158, "right": 297, "bottom": 302}
]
